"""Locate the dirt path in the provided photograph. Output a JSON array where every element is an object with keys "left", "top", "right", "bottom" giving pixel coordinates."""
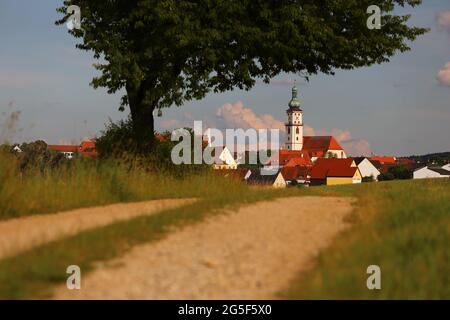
[
  {"left": 53, "top": 196, "right": 355, "bottom": 300},
  {"left": 0, "top": 198, "right": 196, "bottom": 260}
]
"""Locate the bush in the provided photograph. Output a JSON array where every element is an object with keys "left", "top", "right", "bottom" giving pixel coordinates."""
[
  {"left": 362, "top": 175, "right": 375, "bottom": 183},
  {"left": 95, "top": 118, "right": 209, "bottom": 177},
  {"left": 388, "top": 165, "right": 412, "bottom": 180},
  {"left": 378, "top": 172, "right": 395, "bottom": 181}
]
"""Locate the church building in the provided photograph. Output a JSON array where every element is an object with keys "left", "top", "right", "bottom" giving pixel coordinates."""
[{"left": 283, "top": 84, "right": 347, "bottom": 161}]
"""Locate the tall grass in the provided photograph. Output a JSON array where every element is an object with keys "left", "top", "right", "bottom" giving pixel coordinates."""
[
  {"left": 283, "top": 179, "right": 450, "bottom": 299},
  {"left": 0, "top": 152, "right": 245, "bottom": 220}
]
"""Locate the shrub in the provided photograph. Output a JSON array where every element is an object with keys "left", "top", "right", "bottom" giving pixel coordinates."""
[
  {"left": 388, "top": 164, "right": 412, "bottom": 180},
  {"left": 378, "top": 172, "right": 395, "bottom": 181},
  {"left": 362, "top": 175, "right": 375, "bottom": 183}
]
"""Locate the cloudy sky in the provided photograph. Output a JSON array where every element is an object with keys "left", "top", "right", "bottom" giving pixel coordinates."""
[{"left": 0, "top": 1, "right": 449, "bottom": 156}]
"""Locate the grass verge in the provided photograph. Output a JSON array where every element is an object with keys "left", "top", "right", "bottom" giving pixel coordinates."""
[
  {"left": 1, "top": 152, "right": 238, "bottom": 220},
  {"left": 282, "top": 179, "right": 450, "bottom": 299},
  {"left": 0, "top": 185, "right": 302, "bottom": 299}
]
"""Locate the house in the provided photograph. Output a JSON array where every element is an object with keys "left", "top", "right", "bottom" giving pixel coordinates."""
[
  {"left": 368, "top": 156, "right": 397, "bottom": 165},
  {"left": 397, "top": 158, "right": 417, "bottom": 171},
  {"left": 302, "top": 136, "right": 347, "bottom": 160},
  {"left": 413, "top": 166, "right": 450, "bottom": 179},
  {"left": 353, "top": 157, "right": 381, "bottom": 181},
  {"left": 48, "top": 140, "right": 97, "bottom": 159},
  {"left": 310, "top": 158, "right": 362, "bottom": 186},
  {"left": 209, "top": 146, "right": 238, "bottom": 170},
  {"left": 247, "top": 170, "right": 286, "bottom": 188},
  {"left": 265, "top": 150, "right": 312, "bottom": 167},
  {"left": 281, "top": 165, "right": 310, "bottom": 185},
  {"left": 12, "top": 145, "right": 22, "bottom": 153},
  {"left": 48, "top": 144, "right": 79, "bottom": 159},
  {"left": 442, "top": 163, "right": 450, "bottom": 171}
]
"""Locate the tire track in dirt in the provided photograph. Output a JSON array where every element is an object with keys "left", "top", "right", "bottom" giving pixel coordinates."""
[
  {"left": 0, "top": 198, "right": 196, "bottom": 260},
  {"left": 53, "top": 196, "right": 355, "bottom": 300}
]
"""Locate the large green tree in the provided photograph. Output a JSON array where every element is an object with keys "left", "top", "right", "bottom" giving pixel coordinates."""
[{"left": 57, "top": 0, "right": 426, "bottom": 151}]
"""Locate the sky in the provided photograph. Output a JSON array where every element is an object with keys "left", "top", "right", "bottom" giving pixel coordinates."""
[{"left": 0, "top": 1, "right": 449, "bottom": 157}]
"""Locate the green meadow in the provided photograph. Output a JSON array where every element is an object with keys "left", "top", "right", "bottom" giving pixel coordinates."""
[
  {"left": 283, "top": 179, "right": 450, "bottom": 299},
  {"left": 0, "top": 150, "right": 449, "bottom": 299}
]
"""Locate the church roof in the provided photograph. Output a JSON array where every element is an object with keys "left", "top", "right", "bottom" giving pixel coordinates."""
[
  {"left": 288, "top": 85, "right": 302, "bottom": 110},
  {"left": 303, "top": 136, "right": 343, "bottom": 152}
]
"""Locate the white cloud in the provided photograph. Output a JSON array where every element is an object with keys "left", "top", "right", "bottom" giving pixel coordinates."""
[
  {"left": 310, "top": 127, "right": 372, "bottom": 156},
  {"left": 216, "top": 101, "right": 285, "bottom": 131},
  {"left": 158, "top": 101, "right": 372, "bottom": 156},
  {"left": 437, "top": 10, "right": 450, "bottom": 31},
  {"left": 437, "top": 62, "right": 450, "bottom": 86}
]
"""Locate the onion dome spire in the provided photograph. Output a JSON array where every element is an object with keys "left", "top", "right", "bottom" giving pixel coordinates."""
[{"left": 288, "top": 82, "right": 301, "bottom": 110}]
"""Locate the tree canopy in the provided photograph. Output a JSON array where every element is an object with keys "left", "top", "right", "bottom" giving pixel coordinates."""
[{"left": 57, "top": 0, "right": 427, "bottom": 151}]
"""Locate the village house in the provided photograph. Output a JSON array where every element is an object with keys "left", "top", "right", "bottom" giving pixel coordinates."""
[
  {"left": 281, "top": 165, "right": 310, "bottom": 185},
  {"left": 353, "top": 157, "right": 381, "bottom": 181},
  {"left": 246, "top": 170, "right": 286, "bottom": 188},
  {"left": 210, "top": 146, "right": 238, "bottom": 170},
  {"left": 413, "top": 166, "right": 450, "bottom": 179},
  {"left": 310, "top": 158, "right": 362, "bottom": 186},
  {"left": 48, "top": 140, "right": 97, "bottom": 159}
]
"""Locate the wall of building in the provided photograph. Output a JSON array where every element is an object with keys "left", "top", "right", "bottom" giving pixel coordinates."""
[
  {"left": 358, "top": 159, "right": 380, "bottom": 181},
  {"left": 326, "top": 177, "right": 354, "bottom": 185},
  {"left": 285, "top": 110, "right": 303, "bottom": 151},
  {"left": 413, "top": 168, "right": 448, "bottom": 179},
  {"left": 327, "top": 150, "right": 347, "bottom": 159}
]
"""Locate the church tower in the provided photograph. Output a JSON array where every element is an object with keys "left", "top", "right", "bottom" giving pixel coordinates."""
[{"left": 285, "top": 84, "right": 303, "bottom": 151}]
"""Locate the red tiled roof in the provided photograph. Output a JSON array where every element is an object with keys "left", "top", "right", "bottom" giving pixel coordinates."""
[
  {"left": 48, "top": 145, "right": 78, "bottom": 153},
  {"left": 369, "top": 156, "right": 396, "bottom": 165},
  {"left": 267, "top": 150, "right": 312, "bottom": 166},
  {"left": 303, "top": 136, "right": 343, "bottom": 152},
  {"left": 281, "top": 165, "right": 310, "bottom": 181},
  {"left": 310, "top": 158, "right": 357, "bottom": 179},
  {"left": 155, "top": 133, "right": 168, "bottom": 142},
  {"left": 48, "top": 140, "right": 97, "bottom": 158},
  {"left": 285, "top": 157, "right": 312, "bottom": 167}
]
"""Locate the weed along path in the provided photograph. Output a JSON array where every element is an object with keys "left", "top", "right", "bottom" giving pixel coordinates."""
[
  {"left": 53, "top": 196, "right": 355, "bottom": 300},
  {"left": 0, "top": 198, "right": 196, "bottom": 260}
]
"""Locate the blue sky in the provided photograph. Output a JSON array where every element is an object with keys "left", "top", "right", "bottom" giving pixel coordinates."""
[{"left": 0, "top": 1, "right": 449, "bottom": 156}]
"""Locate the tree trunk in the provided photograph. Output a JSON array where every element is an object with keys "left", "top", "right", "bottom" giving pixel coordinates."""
[{"left": 127, "top": 84, "right": 156, "bottom": 152}]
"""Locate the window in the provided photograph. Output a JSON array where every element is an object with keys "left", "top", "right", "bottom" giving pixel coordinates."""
[{"left": 296, "top": 127, "right": 299, "bottom": 134}]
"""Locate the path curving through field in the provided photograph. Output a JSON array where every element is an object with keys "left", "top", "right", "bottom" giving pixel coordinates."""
[
  {"left": 0, "top": 198, "right": 196, "bottom": 260},
  {"left": 53, "top": 196, "right": 355, "bottom": 300}
]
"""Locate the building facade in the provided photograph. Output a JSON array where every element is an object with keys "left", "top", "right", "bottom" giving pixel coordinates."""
[{"left": 285, "top": 85, "right": 303, "bottom": 151}]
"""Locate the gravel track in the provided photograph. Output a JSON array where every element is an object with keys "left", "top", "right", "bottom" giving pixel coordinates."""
[
  {"left": 53, "top": 196, "right": 355, "bottom": 300},
  {"left": 0, "top": 198, "right": 196, "bottom": 260}
]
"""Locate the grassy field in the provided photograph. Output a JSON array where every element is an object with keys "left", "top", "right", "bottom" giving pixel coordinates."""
[
  {"left": 282, "top": 179, "right": 450, "bottom": 299},
  {"left": 1, "top": 152, "right": 449, "bottom": 299},
  {"left": 0, "top": 165, "right": 299, "bottom": 298},
  {"left": 0, "top": 152, "right": 240, "bottom": 220}
]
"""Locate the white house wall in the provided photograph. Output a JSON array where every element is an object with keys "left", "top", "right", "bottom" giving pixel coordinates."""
[
  {"left": 358, "top": 159, "right": 381, "bottom": 181},
  {"left": 413, "top": 167, "right": 448, "bottom": 179}
]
